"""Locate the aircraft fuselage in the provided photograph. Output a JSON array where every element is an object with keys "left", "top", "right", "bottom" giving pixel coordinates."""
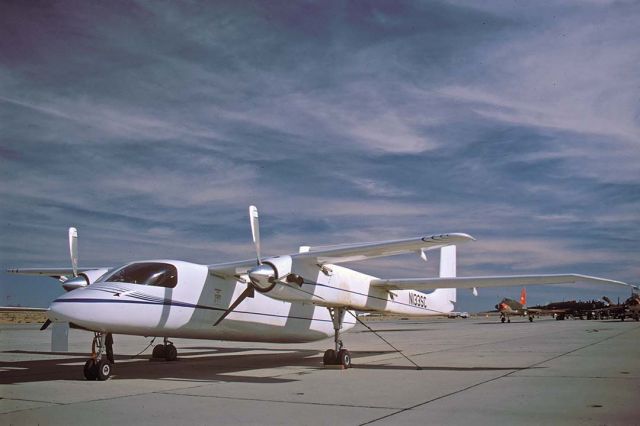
[{"left": 48, "top": 259, "right": 451, "bottom": 343}]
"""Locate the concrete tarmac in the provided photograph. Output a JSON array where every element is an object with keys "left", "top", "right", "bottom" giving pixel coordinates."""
[{"left": 1, "top": 318, "right": 639, "bottom": 425}]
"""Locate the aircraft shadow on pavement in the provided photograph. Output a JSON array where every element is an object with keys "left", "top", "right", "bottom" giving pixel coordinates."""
[{"left": 0, "top": 348, "right": 393, "bottom": 385}]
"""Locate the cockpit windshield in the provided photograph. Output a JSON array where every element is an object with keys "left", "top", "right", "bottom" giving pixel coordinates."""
[{"left": 98, "top": 262, "right": 178, "bottom": 288}]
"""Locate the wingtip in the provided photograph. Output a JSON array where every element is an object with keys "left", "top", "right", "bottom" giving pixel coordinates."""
[{"left": 450, "top": 232, "right": 476, "bottom": 242}]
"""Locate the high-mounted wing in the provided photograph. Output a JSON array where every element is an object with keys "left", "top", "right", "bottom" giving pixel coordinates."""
[
  {"left": 371, "top": 274, "right": 632, "bottom": 291},
  {"left": 207, "top": 233, "right": 475, "bottom": 277},
  {"left": 7, "top": 268, "right": 106, "bottom": 280},
  {"left": 294, "top": 233, "right": 475, "bottom": 264}
]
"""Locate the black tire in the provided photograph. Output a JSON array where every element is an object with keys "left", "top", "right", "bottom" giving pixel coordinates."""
[
  {"left": 507, "top": 318, "right": 511, "bottom": 323},
  {"left": 323, "top": 349, "right": 337, "bottom": 365},
  {"left": 501, "top": 317, "right": 505, "bottom": 323},
  {"left": 165, "top": 344, "right": 178, "bottom": 361},
  {"left": 96, "top": 359, "right": 112, "bottom": 381},
  {"left": 83, "top": 359, "right": 98, "bottom": 380},
  {"left": 337, "top": 349, "right": 351, "bottom": 368},
  {"left": 529, "top": 316, "right": 533, "bottom": 322},
  {"left": 152, "top": 344, "right": 166, "bottom": 359}
]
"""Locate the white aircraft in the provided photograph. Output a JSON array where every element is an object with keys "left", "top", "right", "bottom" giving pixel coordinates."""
[{"left": 7, "top": 206, "right": 631, "bottom": 380}]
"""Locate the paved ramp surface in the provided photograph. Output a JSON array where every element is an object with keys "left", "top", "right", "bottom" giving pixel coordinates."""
[{"left": 1, "top": 318, "right": 639, "bottom": 425}]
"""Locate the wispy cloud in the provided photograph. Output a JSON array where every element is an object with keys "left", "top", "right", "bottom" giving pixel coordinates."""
[{"left": 1, "top": 1, "right": 638, "bottom": 309}]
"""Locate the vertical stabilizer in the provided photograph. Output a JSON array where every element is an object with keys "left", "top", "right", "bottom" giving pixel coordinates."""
[
  {"left": 428, "top": 245, "right": 457, "bottom": 307},
  {"left": 520, "top": 287, "right": 527, "bottom": 306}
]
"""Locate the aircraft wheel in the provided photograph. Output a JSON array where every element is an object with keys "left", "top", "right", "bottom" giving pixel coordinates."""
[
  {"left": 501, "top": 317, "right": 505, "bottom": 323},
  {"left": 165, "top": 344, "right": 178, "bottom": 361},
  {"left": 96, "top": 359, "right": 112, "bottom": 381},
  {"left": 152, "top": 344, "right": 166, "bottom": 359},
  {"left": 83, "top": 359, "right": 98, "bottom": 380},
  {"left": 507, "top": 318, "right": 511, "bottom": 323},
  {"left": 323, "top": 349, "right": 337, "bottom": 365},
  {"left": 337, "top": 349, "right": 352, "bottom": 368},
  {"left": 529, "top": 316, "right": 533, "bottom": 322}
]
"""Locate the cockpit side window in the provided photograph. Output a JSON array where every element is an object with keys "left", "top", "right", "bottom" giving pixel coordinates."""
[{"left": 99, "top": 262, "right": 178, "bottom": 288}]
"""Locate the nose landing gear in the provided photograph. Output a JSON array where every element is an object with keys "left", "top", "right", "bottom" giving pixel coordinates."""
[{"left": 83, "top": 332, "right": 114, "bottom": 381}]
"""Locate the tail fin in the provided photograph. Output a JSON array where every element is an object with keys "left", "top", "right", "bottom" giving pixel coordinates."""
[
  {"left": 428, "top": 245, "right": 457, "bottom": 306},
  {"left": 520, "top": 287, "right": 527, "bottom": 306}
]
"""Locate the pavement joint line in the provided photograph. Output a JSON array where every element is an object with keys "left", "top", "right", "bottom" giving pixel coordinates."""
[
  {"left": 0, "top": 380, "right": 238, "bottom": 416},
  {"left": 504, "top": 375, "right": 639, "bottom": 380},
  {"left": 1, "top": 397, "right": 64, "bottom": 405},
  {"left": 502, "top": 324, "right": 639, "bottom": 378},
  {"left": 358, "top": 324, "right": 639, "bottom": 426},
  {"left": 156, "top": 390, "right": 403, "bottom": 411},
  {"left": 353, "top": 323, "right": 640, "bottom": 367}
]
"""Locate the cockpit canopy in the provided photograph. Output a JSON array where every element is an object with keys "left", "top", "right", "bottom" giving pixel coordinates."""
[{"left": 97, "top": 262, "right": 178, "bottom": 288}]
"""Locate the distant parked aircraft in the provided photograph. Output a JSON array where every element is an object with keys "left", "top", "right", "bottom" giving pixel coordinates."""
[{"left": 495, "top": 288, "right": 537, "bottom": 323}]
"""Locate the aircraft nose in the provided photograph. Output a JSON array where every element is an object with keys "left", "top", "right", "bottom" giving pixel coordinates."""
[
  {"left": 48, "top": 295, "right": 76, "bottom": 323},
  {"left": 48, "top": 290, "right": 92, "bottom": 324}
]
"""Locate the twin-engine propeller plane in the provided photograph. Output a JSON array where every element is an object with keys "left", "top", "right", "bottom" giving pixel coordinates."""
[{"left": 7, "top": 206, "right": 632, "bottom": 380}]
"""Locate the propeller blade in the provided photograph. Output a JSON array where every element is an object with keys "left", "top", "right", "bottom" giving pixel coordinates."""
[
  {"left": 249, "top": 205, "right": 261, "bottom": 265},
  {"left": 213, "top": 286, "right": 255, "bottom": 326},
  {"left": 68, "top": 227, "right": 78, "bottom": 277},
  {"left": 40, "top": 319, "right": 52, "bottom": 330}
]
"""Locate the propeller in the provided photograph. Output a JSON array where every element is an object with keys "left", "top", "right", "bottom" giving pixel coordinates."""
[
  {"left": 213, "top": 206, "right": 311, "bottom": 326},
  {"left": 250, "top": 205, "right": 261, "bottom": 265},
  {"left": 69, "top": 227, "right": 78, "bottom": 277},
  {"left": 61, "top": 227, "right": 91, "bottom": 292},
  {"left": 40, "top": 319, "right": 52, "bottom": 330},
  {"left": 42, "top": 227, "right": 80, "bottom": 330},
  {"left": 213, "top": 206, "right": 263, "bottom": 326}
]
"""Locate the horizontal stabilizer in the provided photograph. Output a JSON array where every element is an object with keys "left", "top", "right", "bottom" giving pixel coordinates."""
[{"left": 371, "top": 274, "right": 632, "bottom": 291}]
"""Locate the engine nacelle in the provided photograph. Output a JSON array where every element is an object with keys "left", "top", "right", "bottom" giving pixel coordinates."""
[
  {"left": 62, "top": 268, "right": 110, "bottom": 292},
  {"left": 247, "top": 256, "right": 292, "bottom": 293}
]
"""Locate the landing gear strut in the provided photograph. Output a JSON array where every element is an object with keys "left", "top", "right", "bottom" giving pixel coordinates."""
[
  {"left": 83, "top": 332, "right": 114, "bottom": 381},
  {"left": 152, "top": 337, "right": 178, "bottom": 361},
  {"left": 323, "top": 307, "right": 351, "bottom": 368}
]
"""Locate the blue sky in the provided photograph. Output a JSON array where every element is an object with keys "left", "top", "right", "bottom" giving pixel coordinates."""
[{"left": 1, "top": 1, "right": 638, "bottom": 312}]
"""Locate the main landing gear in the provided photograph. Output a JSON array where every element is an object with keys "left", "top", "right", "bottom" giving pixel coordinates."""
[
  {"left": 151, "top": 337, "right": 178, "bottom": 361},
  {"left": 323, "top": 307, "right": 352, "bottom": 368},
  {"left": 83, "top": 332, "right": 114, "bottom": 381},
  {"left": 500, "top": 314, "right": 511, "bottom": 323}
]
